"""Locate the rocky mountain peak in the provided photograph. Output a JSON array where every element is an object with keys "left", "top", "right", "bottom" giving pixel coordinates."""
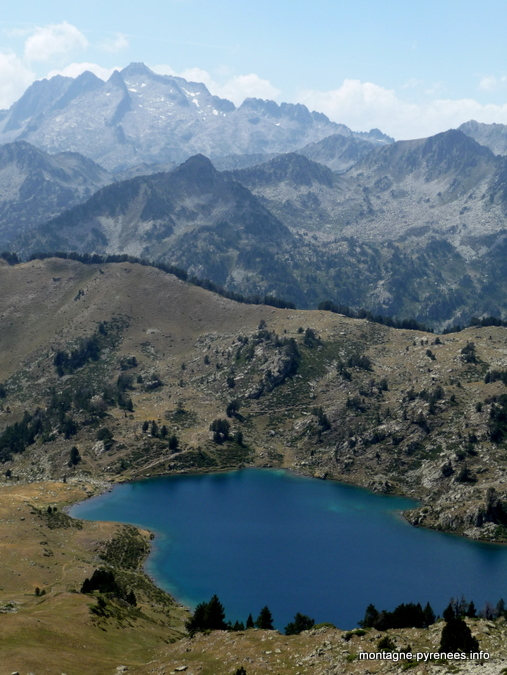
[
  {"left": 120, "top": 62, "right": 156, "bottom": 79},
  {"left": 232, "top": 152, "right": 336, "bottom": 189},
  {"left": 0, "top": 63, "right": 362, "bottom": 171},
  {"left": 279, "top": 101, "right": 316, "bottom": 124},
  {"left": 107, "top": 69, "right": 129, "bottom": 91},
  {"left": 297, "top": 132, "right": 378, "bottom": 172},
  {"left": 3, "top": 75, "right": 73, "bottom": 134},
  {"left": 356, "top": 127, "right": 395, "bottom": 144},
  {"left": 459, "top": 119, "right": 507, "bottom": 156},
  {"left": 54, "top": 70, "right": 104, "bottom": 110},
  {"left": 167, "top": 153, "right": 220, "bottom": 189},
  {"left": 0, "top": 141, "right": 112, "bottom": 247},
  {"left": 355, "top": 128, "right": 496, "bottom": 184},
  {"left": 239, "top": 98, "right": 282, "bottom": 118}
]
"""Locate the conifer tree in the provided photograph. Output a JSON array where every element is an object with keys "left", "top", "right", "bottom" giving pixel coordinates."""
[
  {"left": 255, "top": 606, "right": 274, "bottom": 630},
  {"left": 285, "top": 612, "right": 315, "bottom": 635},
  {"left": 439, "top": 612, "right": 479, "bottom": 653},
  {"left": 360, "top": 603, "right": 380, "bottom": 628},
  {"left": 423, "top": 601, "right": 436, "bottom": 627},
  {"left": 185, "top": 595, "right": 227, "bottom": 634},
  {"left": 206, "top": 594, "right": 227, "bottom": 630}
]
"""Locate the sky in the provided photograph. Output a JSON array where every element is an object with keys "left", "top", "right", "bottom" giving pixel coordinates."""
[{"left": 2, "top": 0, "right": 507, "bottom": 140}]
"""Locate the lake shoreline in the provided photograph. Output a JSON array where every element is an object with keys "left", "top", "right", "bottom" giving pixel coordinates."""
[
  {"left": 70, "top": 468, "right": 507, "bottom": 630},
  {"left": 63, "top": 461, "right": 507, "bottom": 547}
]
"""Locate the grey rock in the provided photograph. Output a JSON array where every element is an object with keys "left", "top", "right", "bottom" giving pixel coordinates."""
[
  {"left": 460, "top": 119, "right": 507, "bottom": 156},
  {"left": 0, "top": 63, "right": 345, "bottom": 172}
]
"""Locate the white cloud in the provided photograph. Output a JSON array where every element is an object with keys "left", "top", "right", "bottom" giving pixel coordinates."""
[
  {"left": 215, "top": 74, "right": 280, "bottom": 105},
  {"left": 101, "top": 33, "right": 129, "bottom": 53},
  {"left": 155, "top": 65, "right": 214, "bottom": 88},
  {"left": 5, "top": 28, "right": 32, "bottom": 38},
  {"left": 46, "top": 62, "right": 118, "bottom": 82},
  {"left": 298, "top": 79, "right": 507, "bottom": 140},
  {"left": 24, "top": 22, "right": 89, "bottom": 63},
  {"left": 479, "top": 75, "right": 507, "bottom": 92},
  {"left": 152, "top": 64, "right": 280, "bottom": 105},
  {"left": 401, "top": 78, "right": 423, "bottom": 90},
  {"left": 152, "top": 64, "right": 177, "bottom": 77},
  {"left": 0, "top": 52, "right": 34, "bottom": 109}
]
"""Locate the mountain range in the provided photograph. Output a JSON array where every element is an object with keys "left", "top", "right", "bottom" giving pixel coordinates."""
[
  {"left": 0, "top": 63, "right": 391, "bottom": 172},
  {"left": 10, "top": 128, "right": 507, "bottom": 327},
  {"left": 3, "top": 65, "right": 507, "bottom": 327},
  {"left": 459, "top": 119, "right": 507, "bottom": 156}
]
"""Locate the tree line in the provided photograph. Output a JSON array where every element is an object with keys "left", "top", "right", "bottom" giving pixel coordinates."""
[
  {"left": 185, "top": 595, "right": 314, "bottom": 636},
  {"left": 184, "top": 592, "right": 493, "bottom": 655},
  {"left": 0, "top": 250, "right": 296, "bottom": 310},
  {"left": 7, "top": 250, "right": 507, "bottom": 331},
  {"left": 318, "top": 300, "right": 433, "bottom": 333}
]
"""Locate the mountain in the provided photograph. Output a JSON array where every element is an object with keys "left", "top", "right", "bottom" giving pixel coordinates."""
[
  {"left": 202, "top": 127, "right": 392, "bottom": 172},
  {"left": 230, "top": 152, "right": 352, "bottom": 232},
  {"left": 0, "top": 63, "right": 365, "bottom": 172},
  {"left": 15, "top": 154, "right": 305, "bottom": 299},
  {"left": 297, "top": 131, "right": 390, "bottom": 172},
  {"left": 225, "top": 131, "right": 507, "bottom": 325},
  {"left": 340, "top": 128, "right": 504, "bottom": 243},
  {"left": 459, "top": 119, "right": 507, "bottom": 156},
  {"left": 232, "top": 129, "right": 507, "bottom": 247},
  {"left": 226, "top": 130, "right": 507, "bottom": 323},
  {"left": 0, "top": 140, "right": 112, "bottom": 247},
  {"left": 12, "top": 131, "right": 507, "bottom": 326}
]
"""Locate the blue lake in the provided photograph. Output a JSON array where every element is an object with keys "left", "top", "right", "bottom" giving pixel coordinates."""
[{"left": 70, "top": 469, "right": 507, "bottom": 630}]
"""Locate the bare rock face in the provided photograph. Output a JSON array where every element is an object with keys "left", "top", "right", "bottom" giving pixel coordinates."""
[
  {"left": 460, "top": 119, "right": 507, "bottom": 156},
  {"left": 406, "top": 485, "right": 507, "bottom": 540},
  {"left": 92, "top": 441, "right": 105, "bottom": 456}
]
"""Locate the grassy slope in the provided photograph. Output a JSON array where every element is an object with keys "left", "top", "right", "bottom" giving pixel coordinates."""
[{"left": 0, "top": 481, "right": 187, "bottom": 675}]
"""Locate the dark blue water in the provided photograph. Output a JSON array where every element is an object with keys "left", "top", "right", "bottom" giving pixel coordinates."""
[{"left": 71, "top": 469, "right": 507, "bottom": 630}]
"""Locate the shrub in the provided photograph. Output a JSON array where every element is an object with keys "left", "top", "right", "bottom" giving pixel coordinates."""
[
  {"left": 461, "top": 342, "right": 477, "bottom": 364},
  {"left": 377, "top": 635, "right": 396, "bottom": 651},
  {"left": 69, "top": 446, "right": 81, "bottom": 466},
  {"left": 439, "top": 608, "right": 479, "bottom": 653},
  {"left": 96, "top": 427, "right": 113, "bottom": 450},
  {"left": 226, "top": 400, "right": 240, "bottom": 418}
]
